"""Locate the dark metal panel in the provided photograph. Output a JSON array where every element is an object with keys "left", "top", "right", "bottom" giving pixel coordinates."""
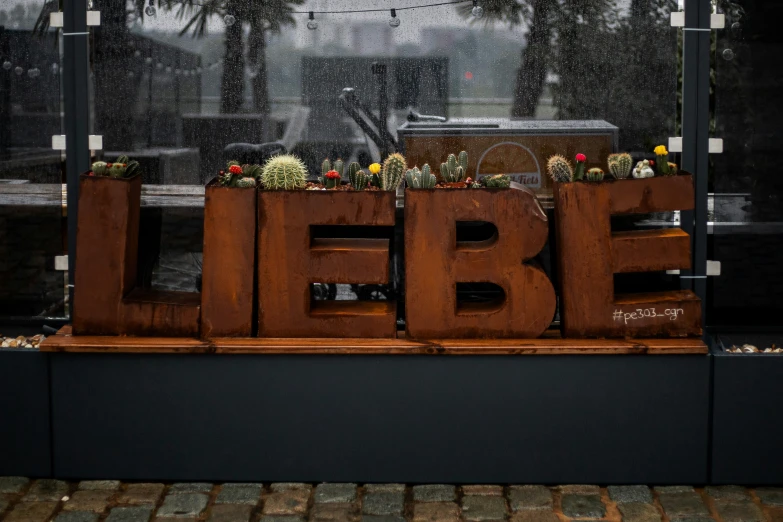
[
  {"left": 0, "top": 351, "right": 52, "bottom": 477},
  {"left": 51, "top": 354, "right": 709, "bottom": 484},
  {"left": 62, "top": 0, "right": 90, "bottom": 320},
  {"left": 712, "top": 346, "right": 783, "bottom": 484}
]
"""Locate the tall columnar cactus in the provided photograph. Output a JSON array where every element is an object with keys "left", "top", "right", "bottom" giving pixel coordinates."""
[
  {"left": 484, "top": 174, "right": 511, "bottom": 188},
  {"left": 406, "top": 167, "right": 422, "bottom": 188},
  {"left": 333, "top": 158, "right": 344, "bottom": 177},
  {"left": 654, "top": 145, "right": 671, "bottom": 175},
  {"left": 380, "top": 153, "right": 406, "bottom": 191},
  {"left": 420, "top": 164, "right": 436, "bottom": 188},
  {"left": 586, "top": 168, "right": 605, "bottom": 182},
  {"left": 348, "top": 162, "right": 366, "bottom": 190},
  {"left": 260, "top": 154, "right": 308, "bottom": 190},
  {"left": 441, "top": 152, "right": 466, "bottom": 182},
  {"left": 547, "top": 155, "right": 574, "bottom": 183},
  {"left": 321, "top": 158, "right": 331, "bottom": 178},
  {"left": 607, "top": 153, "right": 633, "bottom": 179},
  {"left": 574, "top": 153, "right": 586, "bottom": 181}
]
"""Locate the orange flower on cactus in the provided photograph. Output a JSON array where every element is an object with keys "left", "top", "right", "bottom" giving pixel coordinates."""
[
  {"left": 229, "top": 164, "right": 243, "bottom": 175},
  {"left": 575, "top": 153, "right": 586, "bottom": 162},
  {"left": 324, "top": 170, "right": 341, "bottom": 179}
]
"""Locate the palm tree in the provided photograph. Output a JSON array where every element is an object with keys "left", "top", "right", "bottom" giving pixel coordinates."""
[{"left": 170, "top": 0, "right": 304, "bottom": 114}]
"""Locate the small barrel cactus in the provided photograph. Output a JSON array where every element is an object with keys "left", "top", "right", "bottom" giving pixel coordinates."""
[
  {"left": 380, "top": 153, "right": 406, "bottom": 191},
  {"left": 405, "top": 167, "right": 421, "bottom": 188},
  {"left": 324, "top": 169, "right": 341, "bottom": 189},
  {"left": 441, "top": 152, "right": 466, "bottom": 182},
  {"left": 667, "top": 162, "right": 678, "bottom": 175},
  {"left": 586, "top": 168, "right": 605, "bottom": 182},
  {"left": 108, "top": 163, "right": 127, "bottom": 178},
  {"left": 547, "top": 155, "right": 574, "bottom": 183},
  {"left": 91, "top": 161, "right": 108, "bottom": 176},
  {"left": 574, "top": 153, "right": 586, "bottom": 181},
  {"left": 484, "top": 174, "right": 511, "bottom": 188},
  {"left": 260, "top": 154, "right": 308, "bottom": 190},
  {"left": 607, "top": 153, "right": 633, "bottom": 179},
  {"left": 654, "top": 145, "right": 671, "bottom": 175},
  {"left": 235, "top": 177, "right": 257, "bottom": 188}
]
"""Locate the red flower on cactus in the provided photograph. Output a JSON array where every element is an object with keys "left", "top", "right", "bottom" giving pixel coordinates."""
[
  {"left": 575, "top": 153, "right": 586, "bottom": 162},
  {"left": 106, "top": 163, "right": 113, "bottom": 167},
  {"left": 229, "top": 165, "right": 243, "bottom": 175},
  {"left": 324, "top": 170, "right": 341, "bottom": 179},
  {"left": 649, "top": 160, "right": 655, "bottom": 166}
]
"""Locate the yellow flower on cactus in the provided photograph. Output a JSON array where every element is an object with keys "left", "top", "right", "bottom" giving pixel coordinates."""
[
  {"left": 369, "top": 163, "right": 381, "bottom": 174},
  {"left": 654, "top": 145, "right": 668, "bottom": 156}
]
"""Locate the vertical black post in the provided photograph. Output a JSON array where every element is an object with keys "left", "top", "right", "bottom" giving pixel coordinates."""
[
  {"left": 63, "top": 0, "right": 90, "bottom": 321},
  {"left": 0, "top": 27, "right": 9, "bottom": 156},
  {"left": 372, "top": 62, "right": 389, "bottom": 157},
  {"left": 146, "top": 45, "right": 154, "bottom": 148},
  {"left": 681, "top": 0, "right": 710, "bottom": 329}
]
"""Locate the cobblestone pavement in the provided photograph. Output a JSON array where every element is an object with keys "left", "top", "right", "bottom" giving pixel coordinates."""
[{"left": 1, "top": 479, "right": 781, "bottom": 522}]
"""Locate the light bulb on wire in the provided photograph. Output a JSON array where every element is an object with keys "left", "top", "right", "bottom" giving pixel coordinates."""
[
  {"left": 224, "top": 14, "right": 236, "bottom": 26},
  {"left": 307, "top": 11, "right": 318, "bottom": 30},
  {"left": 145, "top": 0, "right": 156, "bottom": 17},
  {"left": 472, "top": 0, "right": 484, "bottom": 18},
  {"left": 389, "top": 9, "right": 400, "bottom": 27}
]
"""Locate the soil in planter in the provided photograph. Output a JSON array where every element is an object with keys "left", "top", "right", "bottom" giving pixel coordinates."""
[{"left": 304, "top": 182, "right": 382, "bottom": 191}]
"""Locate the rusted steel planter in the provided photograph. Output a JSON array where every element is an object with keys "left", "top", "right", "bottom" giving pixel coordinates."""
[
  {"left": 201, "top": 181, "right": 257, "bottom": 338},
  {"left": 73, "top": 174, "right": 142, "bottom": 335},
  {"left": 404, "top": 184, "right": 556, "bottom": 339},
  {"left": 553, "top": 174, "right": 702, "bottom": 338},
  {"left": 73, "top": 174, "right": 200, "bottom": 337},
  {"left": 257, "top": 190, "right": 397, "bottom": 338}
]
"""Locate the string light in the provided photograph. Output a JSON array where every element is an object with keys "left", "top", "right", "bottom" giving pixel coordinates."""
[
  {"left": 472, "top": 0, "right": 484, "bottom": 18},
  {"left": 145, "top": 0, "right": 156, "bottom": 17},
  {"left": 224, "top": 14, "right": 236, "bottom": 26},
  {"left": 307, "top": 11, "right": 318, "bottom": 30},
  {"left": 389, "top": 9, "right": 400, "bottom": 27}
]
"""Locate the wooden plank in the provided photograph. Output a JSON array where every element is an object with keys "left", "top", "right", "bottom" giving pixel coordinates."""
[
  {"left": 405, "top": 184, "right": 556, "bottom": 339},
  {"left": 41, "top": 327, "right": 707, "bottom": 354},
  {"left": 612, "top": 229, "right": 691, "bottom": 273}
]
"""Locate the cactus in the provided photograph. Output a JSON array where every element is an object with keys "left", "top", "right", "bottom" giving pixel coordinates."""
[
  {"left": 547, "top": 155, "right": 573, "bottom": 183},
  {"left": 654, "top": 145, "right": 671, "bottom": 175},
  {"left": 420, "top": 164, "right": 436, "bottom": 188},
  {"left": 125, "top": 160, "right": 140, "bottom": 178},
  {"left": 260, "top": 154, "right": 308, "bottom": 190},
  {"left": 321, "top": 158, "right": 331, "bottom": 178},
  {"left": 108, "top": 163, "right": 127, "bottom": 178},
  {"left": 633, "top": 160, "right": 655, "bottom": 179},
  {"left": 380, "top": 153, "right": 406, "bottom": 191},
  {"left": 91, "top": 161, "right": 108, "bottom": 176},
  {"left": 607, "top": 153, "right": 633, "bottom": 179},
  {"left": 324, "top": 169, "right": 341, "bottom": 189},
  {"left": 586, "top": 168, "right": 605, "bottom": 182},
  {"left": 440, "top": 152, "right": 466, "bottom": 182},
  {"left": 667, "top": 162, "right": 678, "bottom": 176},
  {"left": 574, "top": 153, "right": 586, "bottom": 181},
  {"left": 484, "top": 174, "right": 511, "bottom": 188},
  {"left": 235, "top": 177, "right": 257, "bottom": 188},
  {"left": 350, "top": 169, "right": 368, "bottom": 190},
  {"left": 333, "top": 158, "right": 344, "bottom": 177},
  {"left": 406, "top": 167, "right": 421, "bottom": 188},
  {"left": 116, "top": 155, "right": 130, "bottom": 165}
]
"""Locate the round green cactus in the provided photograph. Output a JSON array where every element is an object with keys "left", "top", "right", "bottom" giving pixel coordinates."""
[
  {"left": 91, "top": 161, "right": 107, "bottom": 176},
  {"left": 607, "top": 153, "right": 633, "bottom": 179},
  {"left": 235, "top": 177, "right": 257, "bottom": 188},
  {"left": 547, "top": 155, "right": 573, "bottom": 183},
  {"left": 484, "top": 174, "right": 511, "bottom": 188},
  {"left": 260, "top": 154, "right": 308, "bottom": 190},
  {"left": 586, "top": 168, "right": 605, "bottom": 182}
]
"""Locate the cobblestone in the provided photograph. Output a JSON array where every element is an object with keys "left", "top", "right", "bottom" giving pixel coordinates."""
[
  {"left": 412, "top": 484, "right": 456, "bottom": 502},
  {"left": 560, "top": 484, "right": 601, "bottom": 495},
  {"left": 169, "top": 483, "right": 212, "bottom": 493},
  {"left": 509, "top": 511, "right": 560, "bottom": 522},
  {"left": 412, "top": 502, "right": 460, "bottom": 521},
  {"left": 561, "top": 493, "right": 606, "bottom": 519},
  {"left": 618, "top": 502, "right": 662, "bottom": 522},
  {"left": 655, "top": 485, "right": 694, "bottom": 494},
  {"left": 713, "top": 501, "right": 765, "bottom": 522},
  {"left": 461, "top": 495, "right": 507, "bottom": 521},
  {"left": 314, "top": 483, "right": 358, "bottom": 504},
  {"left": 705, "top": 485, "right": 748, "bottom": 501},
  {"left": 208, "top": 504, "right": 253, "bottom": 522},
  {"left": 270, "top": 482, "right": 312, "bottom": 492},
  {"left": 215, "top": 483, "right": 262, "bottom": 505},
  {"left": 362, "top": 491, "right": 405, "bottom": 516},
  {"left": 54, "top": 512, "right": 100, "bottom": 522},
  {"left": 310, "top": 503, "right": 359, "bottom": 521},
  {"left": 0, "top": 476, "right": 29, "bottom": 494},
  {"left": 360, "top": 516, "right": 405, "bottom": 522},
  {"left": 462, "top": 485, "right": 503, "bottom": 496},
  {"left": 508, "top": 485, "right": 552, "bottom": 511},
  {"left": 62, "top": 490, "right": 112, "bottom": 512},
  {"left": 258, "top": 516, "right": 307, "bottom": 522},
  {"left": 757, "top": 487, "right": 783, "bottom": 506},
  {"left": 23, "top": 479, "right": 69, "bottom": 501},
  {"left": 105, "top": 506, "right": 154, "bottom": 522},
  {"left": 117, "top": 483, "right": 165, "bottom": 506},
  {"left": 262, "top": 488, "right": 310, "bottom": 515},
  {"left": 78, "top": 480, "right": 121, "bottom": 491},
  {"left": 364, "top": 484, "right": 405, "bottom": 494},
  {"left": 658, "top": 492, "right": 709, "bottom": 518},
  {"left": 156, "top": 493, "right": 209, "bottom": 518},
  {"left": 608, "top": 485, "right": 653, "bottom": 504},
  {"left": 0, "top": 497, "right": 9, "bottom": 513},
  {"left": 4, "top": 501, "right": 58, "bottom": 522}
]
